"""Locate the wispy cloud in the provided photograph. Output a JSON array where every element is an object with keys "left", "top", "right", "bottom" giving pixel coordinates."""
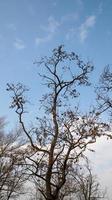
[
  {"left": 42, "top": 16, "right": 60, "bottom": 33},
  {"left": 35, "top": 12, "right": 79, "bottom": 46},
  {"left": 79, "top": 15, "right": 96, "bottom": 43},
  {"left": 65, "top": 28, "right": 76, "bottom": 40},
  {"left": 65, "top": 15, "right": 96, "bottom": 43},
  {"left": 7, "top": 23, "right": 16, "bottom": 31},
  {"left": 52, "top": 0, "right": 57, "bottom": 7},
  {"left": 61, "top": 13, "right": 79, "bottom": 23},
  {"left": 14, "top": 39, "right": 26, "bottom": 50},
  {"left": 98, "top": 2, "right": 103, "bottom": 15},
  {"left": 35, "top": 16, "right": 60, "bottom": 45},
  {"left": 36, "top": 13, "right": 95, "bottom": 46},
  {"left": 76, "top": 0, "right": 83, "bottom": 7},
  {"left": 27, "top": 4, "right": 35, "bottom": 16},
  {"left": 35, "top": 35, "right": 51, "bottom": 45}
]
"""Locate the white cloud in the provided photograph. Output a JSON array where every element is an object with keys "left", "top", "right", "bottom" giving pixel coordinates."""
[
  {"left": 86, "top": 137, "right": 112, "bottom": 199},
  {"left": 35, "top": 16, "right": 60, "bottom": 45},
  {"left": 79, "top": 15, "right": 96, "bottom": 43},
  {"left": 14, "top": 39, "right": 26, "bottom": 50}
]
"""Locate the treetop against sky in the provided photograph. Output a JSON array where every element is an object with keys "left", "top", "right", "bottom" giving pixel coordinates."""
[{"left": 0, "top": 0, "right": 112, "bottom": 125}]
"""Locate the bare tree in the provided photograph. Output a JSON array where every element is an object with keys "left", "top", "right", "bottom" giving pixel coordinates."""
[
  {"left": 0, "top": 119, "right": 27, "bottom": 200},
  {"left": 7, "top": 45, "right": 111, "bottom": 200},
  {"left": 74, "top": 160, "right": 106, "bottom": 200},
  {"left": 96, "top": 66, "right": 112, "bottom": 118}
]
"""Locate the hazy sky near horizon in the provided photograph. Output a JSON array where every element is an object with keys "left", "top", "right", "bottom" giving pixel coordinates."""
[{"left": 0, "top": 0, "right": 112, "bottom": 198}]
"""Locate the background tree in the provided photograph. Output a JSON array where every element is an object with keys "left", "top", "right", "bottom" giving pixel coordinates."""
[
  {"left": 96, "top": 66, "right": 112, "bottom": 118},
  {"left": 0, "top": 118, "right": 27, "bottom": 200},
  {"left": 7, "top": 46, "right": 111, "bottom": 200},
  {"left": 74, "top": 160, "right": 106, "bottom": 200}
]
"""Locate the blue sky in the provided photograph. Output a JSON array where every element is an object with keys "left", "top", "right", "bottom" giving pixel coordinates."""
[{"left": 0, "top": 0, "right": 112, "bottom": 126}]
